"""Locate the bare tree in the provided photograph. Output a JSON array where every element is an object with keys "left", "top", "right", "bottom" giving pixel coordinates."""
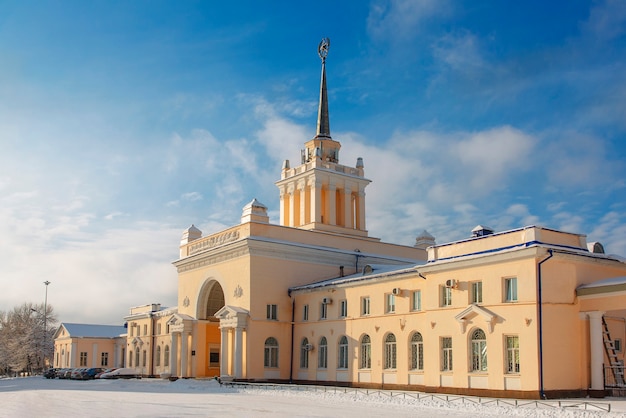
[{"left": 0, "top": 302, "right": 57, "bottom": 375}]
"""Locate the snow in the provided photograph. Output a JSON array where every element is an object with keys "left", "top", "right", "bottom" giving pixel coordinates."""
[{"left": 1, "top": 376, "right": 625, "bottom": 417}]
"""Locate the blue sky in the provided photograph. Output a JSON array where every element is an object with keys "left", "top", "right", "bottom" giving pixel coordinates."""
[{"left": 1, "top": 0, "right": 625, "bottom": 324}]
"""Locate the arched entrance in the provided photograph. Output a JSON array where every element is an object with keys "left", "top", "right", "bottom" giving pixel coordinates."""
[{"left": 196, "top": 279, "right": 225, "bottom": 377}]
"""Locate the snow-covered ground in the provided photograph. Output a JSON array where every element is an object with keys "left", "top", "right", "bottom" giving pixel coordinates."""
[{"left": 1, "top": 376, "right": 625, "bottom": 417}]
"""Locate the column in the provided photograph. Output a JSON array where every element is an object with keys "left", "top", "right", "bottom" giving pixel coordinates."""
[
  {"left": 309, "top": 178, "right": 322, "bottom": 223},
  {"left": 220, "top": 327, "right": 229, "bottom": 377},
  {"left": 278, "top": 186, "right": 286, "bottom": 226},
  {"left": 298, "top": 180, "right": 307, "bottom": 226},
  {"left": 588, "top": 311, "right": 605, "bottom": 391},
  {"left": 170, "top": 333, "right": 178, "bottom": 377},
  {"left": 343, "top": 185, "right": 352, "bottom": 229},
  {"left": 181, "top": 332, "right": 188, "bottom": 378},
  {"left": 327, "top": 183, "right": 336, "bottom": 225},
  {"left": 357, "top": 190, "right": 366, "bottom": 230},
  {"left": 70, "top": 342, "right": 77, "bottom": 367},
  {"left": 288, "top": 184, "right": 296, "bottom": 227},
  {"left": 234, "top": 327, "right": 244, "bottom": 379}
]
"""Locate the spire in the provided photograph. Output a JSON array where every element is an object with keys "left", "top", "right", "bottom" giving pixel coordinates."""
[{"left": 315, "top": 38, "right": 331, "bottom": 140}]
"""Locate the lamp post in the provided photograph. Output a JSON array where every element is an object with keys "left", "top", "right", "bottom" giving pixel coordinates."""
[{"left": 43, "top": 281, "right": 50, "bottom": 370}]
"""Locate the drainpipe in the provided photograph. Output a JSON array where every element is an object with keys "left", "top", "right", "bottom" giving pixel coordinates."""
[
  {"left": 289, "top": 294, "right": 295, "bottom": 383},
  {"left": 537, "top": 249, "right": 553, "bottom": 399}
]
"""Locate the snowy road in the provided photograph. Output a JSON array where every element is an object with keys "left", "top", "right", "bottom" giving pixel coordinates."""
[{"left": 0, "top": 376, "right": 624, "bottom": 417}]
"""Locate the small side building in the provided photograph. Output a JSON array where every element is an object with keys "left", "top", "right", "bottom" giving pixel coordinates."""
[{"left": 53, "top": 323, "right": 126, "bottom": 369}]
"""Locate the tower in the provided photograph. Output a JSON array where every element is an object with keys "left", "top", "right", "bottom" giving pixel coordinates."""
[{"left": 276, "top": 38, "right": 370, "bottom": 237}]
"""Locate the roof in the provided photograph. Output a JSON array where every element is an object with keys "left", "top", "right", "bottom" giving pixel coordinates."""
[
  {"left": 61, "top": 323, "right": 126, "bottom": 338},
  {"left": 577, "top": 276, "right": 626, "bottom": 297},
  {"left": 290, "top": 263, "right": 419, "bottom": 292}
]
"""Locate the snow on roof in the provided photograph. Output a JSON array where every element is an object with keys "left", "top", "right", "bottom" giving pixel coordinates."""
[
  {"left": 290, "top": 263, "right": 419, "bottom": 292},
  {"left": 62, "top": 323, "right": 126, "bottom": 338},
  {"left": 577, "top": 276, "right": 626, "bottom": 289}
]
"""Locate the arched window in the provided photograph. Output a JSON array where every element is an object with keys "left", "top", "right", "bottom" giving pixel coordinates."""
[
  {"left": 338, "top": 336, "right": 349, "bottom": 369},
  {"left": 410, "top": 332, "right": 423, "bottom": 371},
  {"left": 360, "top": 334, "right": 371, "bottom": 369},
  {"left": 471, "top": 328, "right": 487, "bottom": 371},
  {"left": 164, "top": 345, "right": 170, "bottom": 367},
  {"left": 264, "top": 337, "right": 279, "bottom": 368},
  {"left": 135, "top": 348, "right": 140, "bottom": 369},
  {"left": 300, "top": 338, "right": 309, "bottom": 369},
  {"left": 318, "top": 337, "right": 328, "bottom": 369},
  {"left": 384, "top": 333, "right": 396, "bottom": 369},
  {"left": 156, "top": 346, "right": 161, "bottom": 367}
]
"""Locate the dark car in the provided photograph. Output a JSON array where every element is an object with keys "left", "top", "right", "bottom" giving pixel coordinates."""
[
  {"left": 81, "top": 368, "right": 104, "bottom": 380},
  {"left": 43, "top": 368, "right": 57, "bottom": 379}
]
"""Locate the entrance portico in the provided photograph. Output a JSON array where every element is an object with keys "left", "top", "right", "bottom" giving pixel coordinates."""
[
  {"left": 215, "top": 305, "right": 249, "bottom": 379},
  {"left": 167, "top": 314, "right": 195, "bottom": 378}
]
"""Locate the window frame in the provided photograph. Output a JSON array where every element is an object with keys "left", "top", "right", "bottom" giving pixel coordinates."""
[
  {"left": 411, "top": 290, "right": 422, "bottom": 311},
  {"left": 320, "top": 302, "right": 328, "bottom": 320},
  {"left": 470, "top": 281, "right": 483, "bottom": 304},
  {"left": 266, "top": 304, "right": 278, "bottom": 320},
  {"left": 441, "top": 337, "right": 453, "bottom": 372},
  {"left": 303, "top": 304, "right": 309, "bottom": 321},
  {"left": 156, "top": 346, "right": 161, "bottom": 367},
  {"left": 101, "top": 352, "right": 109, "bottom": 367},
  {"left": 440, "top": 285, "right": 452, "bottom": 307},
  {"left": 339, "top": 299, "right": 348, "bottom": 318},
  {"left": 164, "top": 345, "right": 170, "bottom": 367},
  {"left": 410, "top": 332, "right": 424, "bottom": 371},
  {"left": 300, "top": 338, "right": 309, "bottom": 369},
  {"left": 264, "top": 337, "right": 279, "bottom": 368},
  {"left": 470, "top": 328, "right": 487, "bottom": 372},
  {"left": 504, "top": 277, "right": 518, "bottom": 302},
  {"left": 385, "top": 293, "right": 396, "bottom": 314},
  {"left": 384, "top": 333, "right": 397, "bottom": 369},
  {"left": 361, "top": 296, "right": 371, "bottom": 316},
  {"left": 360, "top": 334, "right": 371, "bottom": 369},
  {"left": 338, "top": 336, "right": 349, "bottom": 369},
  {"left": 505, "top": 335, "right": 520, "bottom": 374},
  {"left": 318, "top": 337, "right": 328, "bottom": 369},
  {"left": 79, "top": 352, "right": 88, "bottom": 367}
]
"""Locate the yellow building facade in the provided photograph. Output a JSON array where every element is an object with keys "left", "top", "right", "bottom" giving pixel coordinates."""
[{"left": 53, "top": 40, "right": 626, "bottom": 398}]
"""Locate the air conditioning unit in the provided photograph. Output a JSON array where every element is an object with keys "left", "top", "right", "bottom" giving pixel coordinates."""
[
  {"left": 445, "top": 279, "right": 457, "bottom": 288},
  {"left": 392, "top": 287, "right": 402, "bottom": 296},
  {"left": 322, "top": 297, "right": 332, "bottom": 305},
  {"left": 304, "top": 344, "right": 314, "bottom": 351}
]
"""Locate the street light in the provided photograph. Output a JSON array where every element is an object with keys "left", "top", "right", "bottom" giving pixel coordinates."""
[{"left": 43, "top": 281, "right": 50, "bottom": 370}]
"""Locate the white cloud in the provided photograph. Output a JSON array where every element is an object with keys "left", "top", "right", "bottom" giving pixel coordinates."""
[
  {"left": 367, "top": 0, "right": 452, "bottom": 42},
  {"left": 432, "top": 31, "right": 485, "bottom": 72},
  {"left": 582, "top": 0, "right": 626, "bottom": 41}
]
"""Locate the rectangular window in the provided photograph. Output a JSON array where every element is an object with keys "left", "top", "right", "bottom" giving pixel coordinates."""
[
  {"left": 506, "top": 336, "right": 520, "bottom": 373},
  {"left": 142, "top": 350, "right": 147, "bottom": 367},
  {"left": 386, "top": 293, "right": 396, "bottom": 313},
  {"left": 130, "top": 326, "right": 134, "bottom": 337},
  {"left": 80, "top": 352, "right": 88, "bottom": 367},
  {"left": 209, "top": 348, "right": 220, "bottom": 367},
  {"left": 471, "top": 281, "right": 483, "bottom": 304},
  {"left": 615, "top": 339, "right": 622, "bottom": 352},
  {"left": 266, "top": 304, "right": 278, "bottom": 320},
  {"left": 412, "top": 290, "right": 422, "bottom": 311},
  {"left": 361, "top": 297, "right": 371, "bottom": 316},
  {"left": 303, "top": 304, "right": 309, "bottom": 321},
  {"left": 320, "top": 302, "right": 328, "bottom": 320},
  {"left": 143, "top": 324, "right": 148, "bottom": 336},
  {"left": 339, "top": 300, "right": 348, "bottom": 318},
  {"left": 101, "top": 352, "right": 109, "bottom": 367},
  {"left": 157, "top": 323, "right": 162, "bottom": 335},
  {"left": 440, "top": 285, "right": 452, "bottom": 307},
  {"left": 505, "top": 277, "right": 518, "bottom": 302},
  {"left": 441, "top": 337, "right": 453, "bottom": 371}
]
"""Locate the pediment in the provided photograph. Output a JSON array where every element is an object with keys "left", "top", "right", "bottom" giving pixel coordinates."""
[
  {"left": 166, "top": 313, "right": 195, "bottom": 325},
  {"left": 215, "top": 305, "right": 249, "bottom": 319},
  {"left": 454, "top": 304, "right": 499, "bottom": 333}
]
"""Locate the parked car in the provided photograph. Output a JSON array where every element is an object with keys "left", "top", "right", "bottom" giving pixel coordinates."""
[
  {"left": 80, "top": 368, "right": 104, "bottom": 380},
  {"left": 43, "top": 368, "right": 57, "bottom": 379},
  {"left": 95, "top": 368, "right": 118, "bottom": 379},
  {"left": 98, "top": 368, "right": 140, "bottom": 379},
  {"left": 57, "top": 368, "right": 72, "bottom": 379},
  {"left": 70, "top": 368, "right": 87, "bottom": 380}
]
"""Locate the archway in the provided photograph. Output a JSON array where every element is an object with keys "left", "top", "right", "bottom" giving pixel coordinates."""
[{"left": 195, "top": 279, "right": 225, "bottom": 377}]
